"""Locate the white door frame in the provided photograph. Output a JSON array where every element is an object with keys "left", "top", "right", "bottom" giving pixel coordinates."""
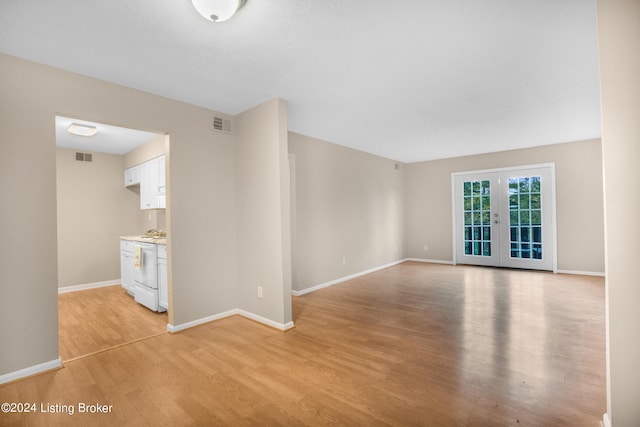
[{"left": 451, "top": 163, "right": 558, "bottom": 273}]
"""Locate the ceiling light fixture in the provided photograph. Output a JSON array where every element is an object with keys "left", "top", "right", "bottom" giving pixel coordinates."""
[
  {"left": 190, "top": 0, "right": 247, "bottom": 22},
  {"left": 67, "top": 123, "right": 98, "bottom": 137}
]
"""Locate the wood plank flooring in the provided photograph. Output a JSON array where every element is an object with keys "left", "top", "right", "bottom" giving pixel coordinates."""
[
  {"left": 58, "top": 285, "right": 168, "bottom": 361},
  {"left": 1, "top": 262, "right": 606, "bottom": 426}
]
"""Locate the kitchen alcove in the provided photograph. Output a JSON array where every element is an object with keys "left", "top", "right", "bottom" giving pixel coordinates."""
[{"left": 55, "top": 115, "right": 171, "bottom": 361}]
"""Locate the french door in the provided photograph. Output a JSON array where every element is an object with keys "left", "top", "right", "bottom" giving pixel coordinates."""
[{"left": 453, "top": 165, "right": 556, "bottom": 271}]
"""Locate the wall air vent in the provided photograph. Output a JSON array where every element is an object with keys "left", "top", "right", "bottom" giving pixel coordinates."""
[
  {"left": 213, "top": 116, "right": 232, "bottom": 134},
  {"left": 75, "top": 152, "right": 93, "bottom": 162}
]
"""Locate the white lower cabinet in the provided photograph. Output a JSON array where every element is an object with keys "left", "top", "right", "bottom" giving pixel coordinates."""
[
  {"left": 158, "top": 244, "right": 168, "bottom": 311},
  {"left": 120, "top": 240, "right": 135, "bottom": 295},
  {"left": 120, "top": 239, "right": 168, "bottom": 312}
]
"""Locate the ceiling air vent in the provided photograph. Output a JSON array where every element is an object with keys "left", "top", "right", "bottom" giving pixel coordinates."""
[
  {"left": 75, "top": 152, "right": 93, "bottom": 162},
  {"left": 213, "top": 116, "right": 232, "bottom": 134}
]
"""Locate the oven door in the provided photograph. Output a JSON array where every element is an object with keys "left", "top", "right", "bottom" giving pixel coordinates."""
[{"left": 133, "top": 243, "right": 157, "bottom": 289}]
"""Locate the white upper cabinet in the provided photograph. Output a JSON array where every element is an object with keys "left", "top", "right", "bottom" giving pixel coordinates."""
[
  {"left": 139, "top": 155, "right": 166, "bottom": 210},
  {"left": 124, "top": 165, "right": 140, "bottom": 187},
  {"left": 157, "top": 156, "right": 166, "bottom": 209}
]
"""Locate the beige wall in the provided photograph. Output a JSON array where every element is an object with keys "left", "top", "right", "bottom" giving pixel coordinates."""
[
  {"left": 289, "top": 132, "right": 406, "bottom": 292},
  {"left": 56, "top": 147, "right": 143, "bottom": 287},
  {"left": 597, "top": 0, "right": 640, "bottom": 425},
  {"left": 124, "top": 134, "right": 166, "bottom": 169},
  {"left": 0, "top": 56, "right": 59, "bottom": 374},
  {"left": 235, "top": 99, "right": 292, "bottom": 325},
  {"left": 405, "top": 139, "right": 605, "bottom": 273},
  {"left": 0, "top": 53, "right": 241, "bottom": 375}
]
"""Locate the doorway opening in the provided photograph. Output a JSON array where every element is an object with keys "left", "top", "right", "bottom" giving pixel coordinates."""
[
  {"left": 55, "top": 115, "right": 170, "bottom": 361},
  {"left": 452, "top": 164, "right": 557, "bottom": 272}
]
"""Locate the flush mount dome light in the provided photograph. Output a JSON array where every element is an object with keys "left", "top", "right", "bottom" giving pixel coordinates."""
[
  {"left": 191, "top": 0, "right": 247, "bottom": 22},
  {"left": 67, "top": 123, "right": 98, "bottom": 137}
]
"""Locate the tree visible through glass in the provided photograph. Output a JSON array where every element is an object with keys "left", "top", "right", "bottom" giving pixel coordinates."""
[
  {"left": 463, "top": 180, "right": 491, "bottom": 256},
  {"left": 509, "top": 176, "right": 542, "bottom": 260}
]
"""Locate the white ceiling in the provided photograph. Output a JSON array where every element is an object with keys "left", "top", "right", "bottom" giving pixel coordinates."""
[
  {"left": 0, "top": 0, "right": 601, "bottom": 163},
  {"left": 55, "top": 116, "right": 161, "bottom": 155}
]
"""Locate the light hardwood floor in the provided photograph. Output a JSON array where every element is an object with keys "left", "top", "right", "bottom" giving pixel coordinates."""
[
  {"left": 1, "top": 262, "right": 605, "bottom": 426},
  {"left": 58, "top": 285, "right": 168, "bottom": 361}
]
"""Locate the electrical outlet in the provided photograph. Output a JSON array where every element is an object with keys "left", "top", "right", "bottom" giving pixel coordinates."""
[
  {"left": 342, "top": 257, "right": 346, "bottom": 266},
  {"left": 423, "top": 245, "right": 429, "bottom": 251},
  {"left": 257, "top": 286, "right": 263, "bottom": 298}
]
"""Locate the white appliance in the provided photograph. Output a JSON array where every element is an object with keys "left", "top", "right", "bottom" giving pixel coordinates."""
[{"left": 133, "top": 242, "right": 162, "bottom": 312}]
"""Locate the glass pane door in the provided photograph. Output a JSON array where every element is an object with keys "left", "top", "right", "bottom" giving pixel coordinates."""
[
  {"left": 463, "top": 179, "right": 492, "bottom": 257},
  {"left": 508, "top": 176, "right": 542, "bottom": 260},
  {"left": 498, "top": 167, "right": 554, "bottom": 271},
  {"left": 454, "top": 172, "right": 500, "bottom": 267},
  {"left": 454, "top": 165, "right": 555, "bottom": 271}
]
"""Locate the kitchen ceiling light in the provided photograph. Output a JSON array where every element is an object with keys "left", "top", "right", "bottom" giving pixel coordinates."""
[
  {"left": 67, "top": 123, "right": 98, "bottom": 137},
  {"left": 190, "top": 0, "right": 247, "bottom": 22}
]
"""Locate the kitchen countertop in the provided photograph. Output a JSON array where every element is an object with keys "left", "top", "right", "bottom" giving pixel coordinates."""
[{"left": 120, "top": 235, "right": 167, "bottom": 245}]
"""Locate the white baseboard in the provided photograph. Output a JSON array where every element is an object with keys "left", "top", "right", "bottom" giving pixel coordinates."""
[
  {"left": 167, "top": 309, "right": 239, "bottom": 333},
  {"left": 291, "top": 259, "right": 408, "bottom": 297},
  {"left": 602, "top": 413, "right": 611, "bottom": 427},
  {"left": 58, "top": 279, "right": 120, "bottom": 294},
  {"left": 410, "top": 260, "right": 604, "bottom": 277},
  {"left": 167, "top": 309, "right": 294, "bottom": 333},
  {"left": 557, "top": 269, "right": 605, "bottom": 277},
  {"left": 0, "top": 358, "right": 62, "bottom": 385},
  {"left": 405, "top": 258, "right": 454, "bottom": 265},
  {"left": 237, "top": 309, "right": 295, "bottom": 331},
  {"left": 291, "top": 258, "right": 604, "bottom": 297}
]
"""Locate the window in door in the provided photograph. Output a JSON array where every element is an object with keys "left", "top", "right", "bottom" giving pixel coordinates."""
[
  {"left": 508, "top": 176, "right": 543, "bottom": 260},
  {"left": 462, "top": 180, "right": 492, "bottom": 257},
  {"left": 453, "top": 165, "right": 556, "bottom": 271}
]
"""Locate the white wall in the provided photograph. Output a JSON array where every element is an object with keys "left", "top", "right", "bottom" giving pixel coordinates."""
[{"left": 597, "top": 0, "right": 640, "bottom": 425}]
